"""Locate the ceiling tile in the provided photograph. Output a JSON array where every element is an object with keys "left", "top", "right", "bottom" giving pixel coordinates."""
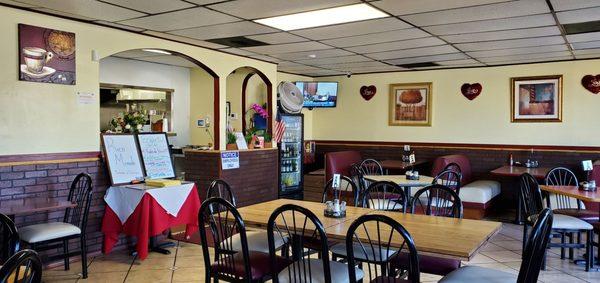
[
  {"left": 246, "top": 32, "right": 307, "bottom": 44},
  {"left": 567, "top": 31, "right": 600, "bottom": 43},
  {"left": 294, "top": 55, "right": 372, "bottom": 66},
  {"left": 249, "top": 54, "right": 283, "bottom": 63},
  {"left": 242, "top": 41, "right": 331, "bottom": 54},
  {"left": 95, "top": 21, "right": 146, "bottom": 32},
  {"left": 169, "top": 21, "right": 277, "bottom": 40},
  {"left": 320, "top": 28, "right": 431, "bottom": 48},
  {"left": 573, "top": 48, "right": 600, "bottom": 59},
  {"left": 290, "top": 18, "right": 411, "bottom": 40},
  {"left": 119, "top": 7, "right": 238, "bottom": 31},
  {"left": 557, "top": 6, "right": 600, "bottom": 24},
  {"left": 384, "top": 53, "right": 469, "bottom": 65},
  {"left": 424, "top": 14, "right": 556, "bottom": 35},
  {"left": 33, "top": 7, "right": 97, "bottom": 21},
  {"left": 340, "top": 65, "right": 406, "bottom": 73},
  {"left": 455, "top": 36, "right": 565, "bottom": 51},
  {"left": 479, "top": 51, "right": 573, "bottom": 63},
  {"left": 572, "top": 40, "right": 600, "bottom": 50},
  {"left": 368, "top": 45, "right": 460, "bottom": 60},
  {"left": 346, "top": 37, "right": 447, "bottom": 54},
  {"left": 269, "top": 49, "right": 354, "bottom": 60},
  {"left": 400, "top": 0, "right": 550, "bottom": 26},
  {"left": 101, "top": 0, "right": 194, "bottom": 14},
  {"left": 486, "top": 56, "right": 573, "bottom": 65},
  {"left": 441, "top": 26, "right": 561, "bottom": 43},
  {"left": 208, "top": 0, "right": 360, "bottom": 19},
  {"left": 467, "top": 44, "right": 568, "bottom": 58},
  {"left": 303, "top": 69, "right": 346, "bottom": 76},
  {"left": 186, "top": 0, "right": 227, "bottom": 5},
  {"left": 550, "top": 0, "right": 600, "bottom": 11},
  {"left": 279, "top": 66, "right": 329, "bottom": 73},
  {"left": 220, "top": 48, "right": 256, "bottom": 56},
  {"left": 0, "top": 0, "right": 37, "bottom": 7},
  {"left": 143, "top": 31, "right": 229, "bottom": 49},
  {"left": 435, "top": 59, "right": 483, "bottom": 66},
  {"left": 373, "top": 0, "right": 510, "bottom": 15},
  {"left": 17, "top": 0, "right": 145, "bottom": 21}
]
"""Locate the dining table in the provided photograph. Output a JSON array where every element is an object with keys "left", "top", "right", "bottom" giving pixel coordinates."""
[
  {"left": 0, "top": 197, "right": 76, "bottom": 220},
  {"left": 364, "top": 174, "right": 434, "bottom": 198},
  {"left": 380, "top": 159, "right": 428, "bottom": 174},
  {"left": 235, "top": 199, "right": 501, "bottom": 261}
]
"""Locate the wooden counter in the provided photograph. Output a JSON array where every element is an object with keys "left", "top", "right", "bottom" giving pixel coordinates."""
[{"left": 183, "top": 148, "right": 279, "bottom": 207}]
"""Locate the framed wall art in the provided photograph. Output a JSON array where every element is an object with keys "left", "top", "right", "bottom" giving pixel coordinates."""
[
  {"left": 389, "top": 82, "right": 432, "bottom": 126},
  {"left": 511, "top": 75, "right": 562, "bottom": 122}
]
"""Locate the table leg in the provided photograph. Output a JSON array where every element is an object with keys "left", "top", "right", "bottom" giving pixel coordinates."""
[{"left": 514, "top": 196, "right": 523, "bottom": 225}]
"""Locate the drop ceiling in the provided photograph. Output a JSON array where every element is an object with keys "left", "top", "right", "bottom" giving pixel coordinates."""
[{"left": 3, "top": 0, "right": 600, "bottom": 76}]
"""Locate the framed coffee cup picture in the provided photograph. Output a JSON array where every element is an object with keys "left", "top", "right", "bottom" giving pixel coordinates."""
[
  {"left": 18, "top": 24, "right": 76, "bottom": 85},
  {"left": 510, "top": 75, "right": 562, "bottom": 122}
]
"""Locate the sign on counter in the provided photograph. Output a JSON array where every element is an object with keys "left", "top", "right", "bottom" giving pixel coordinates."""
[{"left": 221, "top": 151, "right": 240, "bottom": 170}]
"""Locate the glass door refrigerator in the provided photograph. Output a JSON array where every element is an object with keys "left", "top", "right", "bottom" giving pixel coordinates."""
[{"left": 278, "top": 113, "right": 304, "bottom": 199}]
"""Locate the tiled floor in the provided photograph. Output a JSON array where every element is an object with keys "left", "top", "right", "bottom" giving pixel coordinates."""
[{"left": 43, "top": 223, "right": 599, "bottom": 282}]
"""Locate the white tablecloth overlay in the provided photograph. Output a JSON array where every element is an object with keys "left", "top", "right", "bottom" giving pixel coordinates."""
[{"left": 104, "top": 183, "right": 195, "bottom": 224}]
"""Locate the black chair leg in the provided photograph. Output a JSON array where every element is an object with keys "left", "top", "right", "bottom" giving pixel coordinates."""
[
  {"left": 80, "top": 235, "right": 88, "bottom": 279},
  {"left": 560, "top": 232, "right": 566, "bottom": 259},
  {"left": 63, "top": 239, "right": 70, "bottom": 270},
  {"left": 569, "top": 232, "right": 574, "bottom": 260},
  {"left": 205, "top": 270, "right": 211, "bottom": 283},
  {"left": 522, "top": 224, "right": 528, "bottom": 251},
  {"left": 586, "top": 230, "right": 592, "bottom": 272}
]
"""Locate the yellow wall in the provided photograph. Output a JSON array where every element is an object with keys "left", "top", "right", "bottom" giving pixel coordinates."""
[
  {"left": 313, "top": 59, "right": 600, "bottom": 146},
  {"left": 0, "top": 6, "right": 277, "bottom": 155},
  {"left": 189, "top": 68, "right": 215, "bottom": 146},
  {"left": 277, "top": 72, "right": 314, "bottom": 140}
]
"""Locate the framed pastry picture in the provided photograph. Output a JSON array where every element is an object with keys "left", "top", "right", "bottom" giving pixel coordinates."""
[
  {"left": 389, "top": 82, "right": 432, "bottom": 126},
  {"left": 511, "top": 75, "right": 562, "bottom": 122},
  {"left": 18, "top": 24, "right": 76, "bottom": 85}
]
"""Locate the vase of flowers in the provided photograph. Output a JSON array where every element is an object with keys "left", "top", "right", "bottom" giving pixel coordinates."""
[
  {"left": 109, "top": 109, "right": 148, "bottom": 133},
  {"left": 248, "top": 103, "right": 268, "bottom": 130}
]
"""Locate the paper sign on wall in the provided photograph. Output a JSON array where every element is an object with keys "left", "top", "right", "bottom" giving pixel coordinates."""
[
  {"left": 77, "top": 92, "right": 95, "bottom": 105},
  {"left": 221, "top": 151, "right": 240, "bottom": 170}
]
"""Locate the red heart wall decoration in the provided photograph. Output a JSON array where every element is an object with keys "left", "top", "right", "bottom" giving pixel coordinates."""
[
  {"left": 360, "top": 85, "right": 377, "bottom": 101},
  {"left": 460, "top": 83, "right": 483, "bottom": 100},
  {"left": 581, "top": 75, "right": 600, "bottom": 94}
]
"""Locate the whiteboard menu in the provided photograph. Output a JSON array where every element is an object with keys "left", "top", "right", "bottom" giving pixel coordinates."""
[
  {"left": 101, "top": 134, "right": 145, "bottom": 185},
  {"left": 137, "top": 133, "right": 175, "bottom": 179}
]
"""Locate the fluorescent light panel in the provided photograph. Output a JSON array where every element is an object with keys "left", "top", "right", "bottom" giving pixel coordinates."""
[
  {"left": 254, "top": 4, "right": 388, "bottom": 31},
  {"left": 142, "top": 49, "right": 172, "bottom": 55}
]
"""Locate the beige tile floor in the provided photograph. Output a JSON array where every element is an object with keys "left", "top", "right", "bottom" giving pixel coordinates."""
[{"left": 42, "top": 223, "right": 599, "bottom": 282}]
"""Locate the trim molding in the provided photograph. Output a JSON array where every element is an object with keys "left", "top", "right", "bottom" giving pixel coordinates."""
[
  {"left": 0, "top": 151, "right": 101, "bottom": 166},
  {"left": 313, "top": 140, "right": 600, "bottom": 153}
]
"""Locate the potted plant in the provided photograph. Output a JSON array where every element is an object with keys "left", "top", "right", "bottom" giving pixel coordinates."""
[
  {"left": 109, "top": 109, "right": 148, "bottom": 133},
  {"left": 247, "top": 103, "right": 268, "bottom": 130},
  {"left": 226, "top": 131, "right": 237, "bottom": 150}
]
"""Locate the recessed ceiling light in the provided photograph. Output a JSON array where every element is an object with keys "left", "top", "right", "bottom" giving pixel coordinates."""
[
  {"left": 254, "top": 4, "right": 388, "bottom": 31},
  {"left": 142, "top": 49, "right": 172, "bottom": 55},
  {"left": 308, "top": 54, "right": 317, "bottom": 58}
]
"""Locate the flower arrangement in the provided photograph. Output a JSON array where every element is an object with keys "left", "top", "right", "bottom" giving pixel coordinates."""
[
  {"left": 249, "top": 103, "right": 268, "bottom": 119},
  {"left": 109, "top": 110, "right": 148, "bottom": 133}
]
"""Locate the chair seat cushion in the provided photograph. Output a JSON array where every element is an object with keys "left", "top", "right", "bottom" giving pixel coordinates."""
[
  {"left": 330, "top": 242, "right": 397, "bottom": 262},
  {"left": 211, "top": 251, "right": 291, "bottom": 280},
  {"left": 19, "top": 222, "right": 81, "bottom": 243},
  {"left": 224, "top": 231, "right": 287, "bottom": 253},
  {"left": 391, "top": 252, "right": 460, "bottom": 276},
  {"left": 439, "top": 265, "right": 517, "bottom": 283},
  {"left": 553, "top": 208, "right": 598, "bottom": 222},
  {"left": 278, "top": 259, "right": 363, "bottom": 283},
  {"left": 460, "top": 180, "right": 501, "bottom": 204},
  {"left": 528, "top": 214, "right": 592, "bottom": 230}
]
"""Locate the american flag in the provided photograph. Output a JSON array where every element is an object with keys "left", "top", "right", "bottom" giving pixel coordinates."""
[{"left": 273, "top": 112, "right": 286, "bottom": 143}]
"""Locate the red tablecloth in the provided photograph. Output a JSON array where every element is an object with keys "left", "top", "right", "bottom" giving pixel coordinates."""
[{"left": 101, "top": 185, "right": 201, "bottom": 260}]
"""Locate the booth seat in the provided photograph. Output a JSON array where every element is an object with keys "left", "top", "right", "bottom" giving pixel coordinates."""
[
  {"left": 431, "top": 155, "right": 501, "bottom": 219},
  {"left": 324, "top": 151, "right": 362, "bottom": 183}
]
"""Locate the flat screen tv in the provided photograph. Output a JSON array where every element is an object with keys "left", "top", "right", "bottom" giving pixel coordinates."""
[{"left": 294, "top": 81, "right": 338, "bottom": 108}]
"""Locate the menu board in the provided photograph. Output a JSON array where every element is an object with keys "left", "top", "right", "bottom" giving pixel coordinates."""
[
  {"left": 137, "top": 133, "right": 175, "bottom": 179},
  {"left": 101, "top": 134, "right": 145, "bottom": 185}
]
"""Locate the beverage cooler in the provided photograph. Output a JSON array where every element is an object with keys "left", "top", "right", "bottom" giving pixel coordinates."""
[{"left": 278, "top": 113, "right": 304, "bottom": 199}]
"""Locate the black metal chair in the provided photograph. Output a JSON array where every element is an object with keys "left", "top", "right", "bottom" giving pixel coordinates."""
[
  {"left": 350, "top": 163, "right": 366, "bottom": 203},
  {"left": 322, "top": 175, "right": 359, "bottom": 207},
  {"left": 360, "top": 181, "right": 407, "bottom": 212},
  {"left": 359, "top": 159, "right": 383, "bottom": 176},
  {"left": 520, "top": 173, "right": 593, "bottom": 271},
  {"left": 440, "top": 208, "right": 554, "bottom": 282},
  {"left": 267, "top": 204, "right": 363, "bottom": 283},
  {"left": 18, "top": 173, "right": 93, "bottom": 278},
  {"left": 0, "top": 249, "right": 42, "bottom": 283},
  {"left": 442, "top": 162, "right": 462, "bottom": 179},
  {"left": 0, "top": 213, "right": 19, "bottom": 264},
  {"left": 199, "top": 197, "right": 290, "bottom": 283},
  {"left": 206, "top": 179, "right": 286, "bottom": 254},
  {"left": 346, "top": 214, "right": 420, "bottom": 283},
  {"left": 545, "top": 167, "right": 598, "bottom": 223},
  {"left": 432, "top": 170, "right": 462, "bottom": 194}
]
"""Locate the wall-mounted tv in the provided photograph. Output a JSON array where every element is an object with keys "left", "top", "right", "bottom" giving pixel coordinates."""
[{"left": 294, "top": 81, "right": 338, "bottom": 108}]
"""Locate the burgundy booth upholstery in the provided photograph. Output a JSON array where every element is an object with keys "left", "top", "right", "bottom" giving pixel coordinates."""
[
  {"left": 431, "top": 154, "right": 472, "bottom": 184},
  {"left": 324, "top": 151, "right": 362, "bottom": 182}
]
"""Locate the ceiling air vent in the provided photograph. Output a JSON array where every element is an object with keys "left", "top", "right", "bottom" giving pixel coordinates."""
[
  {"left": 396, "top": 62, "right": 440, "bottom": 69},
  {"left": 563, "top": 20, "right": 600, "bottom": 35},
  {"left": 207, "top": 36, "right": 269, "bottom": 48}
]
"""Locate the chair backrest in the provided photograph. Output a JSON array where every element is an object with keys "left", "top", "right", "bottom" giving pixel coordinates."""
[
  {"left": 324, "top": 151, "right": 362, "bottom": 184},
  {"left": 360, "top": 181, "right": 407, "bottom": 212},
  {"left": 267, "top": 204, "right": 330, "bottom": 283},
  {"left": 346, "top": 214, "right": 419, "bottom": 283},
  {"left": 207, "top": 179, "right": 236, "bottom": 206},
  {"left": 359, "top": 159, "right": 383, "bottom": 176},
  {"left": 431, "top": 155, "right": 472, "bottom": 184},
  {"left": 519, "top": 173, "right": 544, "bottom": 218},
  {"left": 432, "top": 169, "right": 462, "bottom": 194},
  {"left": 544, "top": 167, "right": 582, "bottom": 209},
  {"left": 322, "top": 175, "right": 358, "bottom": 206},
  {"left": 0, "top": 214, "right": 19, "bottom": 264},
  {"left": 64, "top": 173, "right": 93, "bottom": 232},
  {"left": 349, "top": 163, "right": 365, "bottom": 205},
  {"left": 198, "top": 197, "right": 251, "bottom": 282},
  {"left": 517, "top": 208, "right": 553, "bottom": 283},
  {"left": 411, "top": 185, "right": 463, "bottom": 218},
  {"left": 443, "top": 162, "right": 462, "bottom": 176},
  {"left": 0, "top": 249, "right": 42, "bottom": 283}
]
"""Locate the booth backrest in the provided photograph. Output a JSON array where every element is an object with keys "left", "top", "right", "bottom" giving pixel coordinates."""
[
  {"left": 586, "top": 161, "right": 600, "bottom": 211},
  {"left": 324, "top": 151, "right": 362, "bottom": 182},
  {"left": 431, "top": 154, "right": 473, "bottom": 184}
]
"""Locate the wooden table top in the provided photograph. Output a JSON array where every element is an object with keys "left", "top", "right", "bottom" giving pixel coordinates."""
[
  {"left": 236, "top": 199, "right": 500, "bottom": 261},
  {"left": 539, "top": 185, "right": 600, "bottom": 203},
  {"left": 364, "top": 175, "right": 434, "bottom": 187},
  {"left": 380, "top": 160, "right": 427, "bottom": 170},
  {"left": 490, "top": 165, "right": 551, "bottom": 179},
  {"left": 0, "top": 198, "right": 76, "bottom": 216}
]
